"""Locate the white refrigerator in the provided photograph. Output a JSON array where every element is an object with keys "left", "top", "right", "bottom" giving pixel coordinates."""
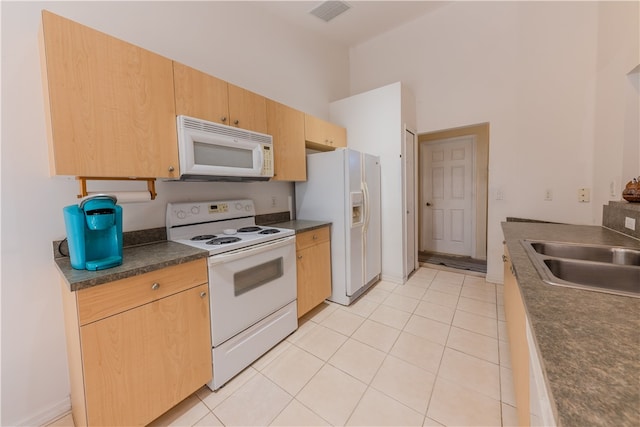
[{"left": 295, "top": 148, "right": 381, "bottom": 306}]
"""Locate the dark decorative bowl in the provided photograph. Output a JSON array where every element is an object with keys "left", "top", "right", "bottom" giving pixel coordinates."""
[{"left": 622, "top": 180, "right": 640, "bottom": 203}]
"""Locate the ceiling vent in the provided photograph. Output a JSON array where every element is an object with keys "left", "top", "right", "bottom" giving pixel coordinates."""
[{"left": 309, "top": 1, "right": 351, "bottom": 23}]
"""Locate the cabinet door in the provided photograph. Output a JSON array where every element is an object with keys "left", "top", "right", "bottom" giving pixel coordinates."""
[
  {"left": 227, "top": 84, "right": 268, "bottom": 134},
  {"left": 328, "top": 121, "right": 347, "bottom": 148},
  {"left": 173, "top": 62, "right": 230, "bottom": 125},
  {"left": 503, "top": 248, "right": 531, "bottom": 426},
  {"left": 266, "top": 99, "right": 306, "bottom": 181},
  {"left": 81, "top": 284, "right": 212, "bottom": 426},
  {"left": 296, "top": 227, "right": 332, "bottom": 317},
  {"left": 40, "top": 11, "right": 178, "bottom": 178},
  {"left": 304, "top": 114, "right": 347, "bottom": 150}
]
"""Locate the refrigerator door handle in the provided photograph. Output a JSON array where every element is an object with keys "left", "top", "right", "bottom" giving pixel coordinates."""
[{"left": 362, "top": 181, "right": 371, "bottom": 232}]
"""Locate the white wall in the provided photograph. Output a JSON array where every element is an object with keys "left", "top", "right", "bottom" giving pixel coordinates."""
[
  {"left": 347, "top": 1, "right": 639, "bottom": 283},
  {"left": 0, "top": 2, "right": 349, "bottom": 425},
  {"left": 592, "top": 1, "right": 640, "bottom": 207}
]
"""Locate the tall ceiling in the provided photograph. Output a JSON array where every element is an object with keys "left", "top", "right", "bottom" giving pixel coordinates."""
[{"left": 251, "top": 1, "right": 449, "bottom": 47}]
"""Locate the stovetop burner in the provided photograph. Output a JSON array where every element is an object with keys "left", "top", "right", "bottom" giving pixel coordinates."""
[
  {"left": 207, "top": 236, "right": 242, "bottom": 245},
  {"left": 237, "top": 226, "right": 262, "bottom": 233},
  {"left": 259, "top": 229, "right": 280, "bottom": 235},
  {"left": 191, "top": 234, "right": 217, "bottom": 241}
]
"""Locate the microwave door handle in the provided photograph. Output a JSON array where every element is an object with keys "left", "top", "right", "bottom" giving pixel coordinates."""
[{"left": 257, "top": 147, "right": 264, "bottom": 173}]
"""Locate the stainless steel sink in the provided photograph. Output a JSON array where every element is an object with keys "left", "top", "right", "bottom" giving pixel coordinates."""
[
  {"left": 528, "top": 241, "right": 640, "bottom": 266},
  {"left": 521, "top": 240, "right": 640, "bottom": 298}
]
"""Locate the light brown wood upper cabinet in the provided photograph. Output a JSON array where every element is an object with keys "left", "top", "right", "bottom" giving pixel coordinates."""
[
  {"left": 228, "top": 84, "right": 268, "bottom": 134},
  {"left": 173, "top": 62, "right": 268, "bottom": 134},
  {"left": 39, "top": 10, "right": 179, "bottom": 178},
  {"left": 173, "top": 61, "right": 229, "bottom": 126},
  {"left": 304, "top": 114, "right": 347, "bottom": 151},
  {"left": 266, "top": 99, "right": 306, "bottom": 181}
]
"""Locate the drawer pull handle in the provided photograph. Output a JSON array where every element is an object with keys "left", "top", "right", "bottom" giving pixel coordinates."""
[
  {"left": 200, "top": 291, "right": 207, "bottom": 298},
  {"left": 151, "top": 283, "right": 160, "bottom": 290}
]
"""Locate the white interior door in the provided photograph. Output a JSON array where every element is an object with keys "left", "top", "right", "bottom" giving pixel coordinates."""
[
  {"left": 421, "top": 136, "right": 475, "bottom": 256},
  {"left": 403, "top": 129, "right": 416, "bottom": 277}
]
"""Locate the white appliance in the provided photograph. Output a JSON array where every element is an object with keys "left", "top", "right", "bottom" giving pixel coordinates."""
[
  {"left": 176, "top": 115, "right": 274, "bottom": 181},
  {"left": 295, "top": 148, "right": 381, "bottom": 305},
  {"left": 166, "top": 200, "right": 297, "bottom": 390}
]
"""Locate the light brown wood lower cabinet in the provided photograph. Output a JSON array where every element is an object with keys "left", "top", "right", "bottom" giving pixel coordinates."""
[
  {"left": 503, "top": 246, "right": 530, "bottom": 426},
  {"left": 296, "top": 226, "right": 332, "bottom": 318},
  {"left": 60, "top": 259, "right": 212, "bottom": 426}
]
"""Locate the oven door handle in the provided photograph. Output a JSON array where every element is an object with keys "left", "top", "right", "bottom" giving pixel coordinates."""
[{"left": 208, "top": 235, "right": 296, "bottom": 265}]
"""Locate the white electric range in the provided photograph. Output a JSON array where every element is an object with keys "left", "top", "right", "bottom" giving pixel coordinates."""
[{"left": 166, "top": 199, "right": 297, "bottom": 390}]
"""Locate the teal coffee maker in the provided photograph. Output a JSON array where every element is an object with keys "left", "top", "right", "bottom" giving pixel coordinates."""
[{"left": 63, "top": 194, "right": 123, "bottom": 270}]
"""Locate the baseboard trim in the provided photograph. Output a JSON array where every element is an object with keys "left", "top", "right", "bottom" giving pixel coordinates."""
[
  {"left": 15, "top": 395, "right": 71, "bottom": 427},
  {"left": 380, "top": 274, "right": 404, "bottom": 284}
]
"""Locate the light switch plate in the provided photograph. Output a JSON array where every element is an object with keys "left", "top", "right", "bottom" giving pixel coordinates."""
[{"left": 625, "top": 217, "right": 636, "bottom": 230}]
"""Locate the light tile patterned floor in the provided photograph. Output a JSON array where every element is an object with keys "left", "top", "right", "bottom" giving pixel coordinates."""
[{"left": 48, "top": 266, "right": 519, "bottom": 427}]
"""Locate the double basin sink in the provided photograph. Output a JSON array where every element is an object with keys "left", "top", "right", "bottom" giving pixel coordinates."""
[{"left": 521, "top": 240, "right": 640, "bottom": 298}]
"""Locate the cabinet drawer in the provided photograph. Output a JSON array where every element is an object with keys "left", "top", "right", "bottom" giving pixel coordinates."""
[
  {"left": 296, "top": 226, "right": 330, "bottom": 251},
  {"left": 77, "top": 258, "right": 207, "bottom": 325}
]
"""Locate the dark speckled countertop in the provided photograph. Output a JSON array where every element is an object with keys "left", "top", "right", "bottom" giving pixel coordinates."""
[
  {"left": 55, "top": 241, "right": 208, "bottom": 292},
  {"left": 502, "top": 222, "right": 640, "bottom": 427},
  {"left": 270, "top": 219, "right": 331, "bottom": 233}
]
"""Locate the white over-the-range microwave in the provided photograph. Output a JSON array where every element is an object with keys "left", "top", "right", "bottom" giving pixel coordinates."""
[{"left": 175, "top": 115, "right": 274, "bottom": 181}]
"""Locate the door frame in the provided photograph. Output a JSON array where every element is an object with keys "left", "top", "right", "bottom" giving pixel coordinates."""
[
  {"left": 418, "top": 123, "right": 489, "bottom": 260},
  {"left": 402, "top": 126, "right": 418, "bottom": 279}
]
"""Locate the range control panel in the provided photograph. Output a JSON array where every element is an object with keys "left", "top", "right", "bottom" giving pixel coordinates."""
[{"left": 166, "top": 199, "right": 256, "bottom": 227}]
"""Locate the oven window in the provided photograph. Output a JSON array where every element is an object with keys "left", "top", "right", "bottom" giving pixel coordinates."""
[
  {"left": 194, "top": 142, "right": 253, "bottom": 168},
  {"left": 233, "top": 257, "right": 284, "bottom": 296}
]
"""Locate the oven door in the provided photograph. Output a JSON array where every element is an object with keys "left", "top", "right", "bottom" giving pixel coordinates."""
[{"left": 208, "top": 236, "right": 296, "bottom": 346}]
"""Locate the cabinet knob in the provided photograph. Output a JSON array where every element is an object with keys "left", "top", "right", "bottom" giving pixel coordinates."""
[
  {"left": 234, "top": 119, "right": 239, "bottom": 125},
  {"left": 297, "top": 255, "right": 303, "bottom": 260},
  {"left": 502, "top": 254, "right": 507, "bottom": 262},
  {"left": 221, "top": 116, "right": 227, "bottom": 122},
  {"left": 200, "top": 291, "right": 207, "bottom": 298},
  {"left": 168, "top": 166, "right": 175, "bottom": 172},
  {"left": 313, "top": 234, "right": 318, "bottom": 240},
  {"left": 151, "top": 283, "right": 160, "bottom": 290}
]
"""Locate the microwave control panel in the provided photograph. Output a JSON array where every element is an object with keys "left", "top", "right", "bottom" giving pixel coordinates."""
[{"left": 262, "top": 145, "right": 273, "bottom": 175}]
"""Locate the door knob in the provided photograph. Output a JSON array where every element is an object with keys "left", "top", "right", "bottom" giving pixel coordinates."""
[{"left": 426, "top": 202, "right": 432, "bottom": 207}]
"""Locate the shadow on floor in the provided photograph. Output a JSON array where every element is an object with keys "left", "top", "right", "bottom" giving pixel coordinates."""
[{"left": 418, "top": 251, "right": 487, "bottom": 274}]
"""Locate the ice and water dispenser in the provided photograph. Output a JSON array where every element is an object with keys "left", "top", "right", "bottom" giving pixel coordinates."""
[
  {"left": 351, "top": 191, "right": 364, "bottom": 226},
  {"left": 63, "top": 194, "right": 123, "bottom": 271}
]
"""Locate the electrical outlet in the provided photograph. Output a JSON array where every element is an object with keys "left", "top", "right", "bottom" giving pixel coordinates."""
[
  {"left": 578, "top": 188, "right": 590, "bottom": 203},
  {"left": 544, "top": 189, "right": 553, "bottom": 201},
  {"left": 271, "top": 196, "right": 277, "bottom": 208},
  {"left": 496, "top": 189, "right": 504, "bottom": 200},
  {"left": 625, "top": 217, "right": 636, "bottom": 230}
]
